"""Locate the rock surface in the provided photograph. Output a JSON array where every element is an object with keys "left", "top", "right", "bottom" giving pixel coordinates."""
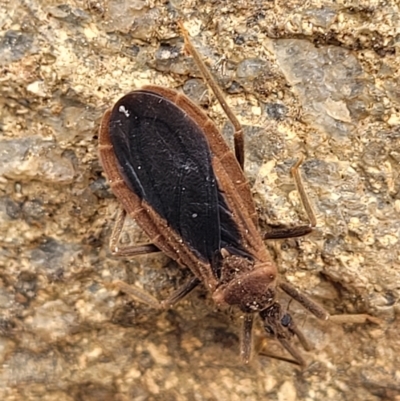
[{"left": 0, "top": 0, "right": 399, "bottom": 400}]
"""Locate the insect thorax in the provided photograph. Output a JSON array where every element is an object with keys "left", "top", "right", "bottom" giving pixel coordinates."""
[{"left": 212, "top": 253, "right": 277, "bottom": 313}]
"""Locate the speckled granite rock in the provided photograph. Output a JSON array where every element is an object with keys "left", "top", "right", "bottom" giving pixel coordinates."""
[{"left": 0, "top": 0, "right": 399, "bottom": 400}]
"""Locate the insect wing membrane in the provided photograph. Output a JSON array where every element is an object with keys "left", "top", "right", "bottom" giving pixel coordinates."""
[{"left": 108, "top": 90, "right": 222, "bottom": 263}]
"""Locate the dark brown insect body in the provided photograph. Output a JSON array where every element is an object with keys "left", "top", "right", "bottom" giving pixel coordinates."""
[
  {"left": 99, "top": 24, "right": 377, "bottom": 366},
  {"left": 99, "top": 85, "right": 278, "bottom": 308}
]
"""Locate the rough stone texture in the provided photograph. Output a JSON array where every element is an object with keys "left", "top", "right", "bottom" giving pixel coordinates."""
[{"left": 1, "top": 0, "right": 399, "bottom": 400}]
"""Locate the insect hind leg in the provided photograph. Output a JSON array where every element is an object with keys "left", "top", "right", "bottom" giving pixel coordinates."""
[
  {"left": 110, "top": 276, "right": 201, "bottom": 310},
  {"left": 110, "top": 208, "right": 160, "bottom": 256},
  {"left": 179, "top": 21, "right": 245, "bottom": 169},
  {"left": 263, "top": 157, "right": 316, "bottom": 240}
]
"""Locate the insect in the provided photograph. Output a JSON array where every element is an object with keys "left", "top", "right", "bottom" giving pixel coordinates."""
[{"left": 99, "top": 22, "right": 378, "bottom": 367}]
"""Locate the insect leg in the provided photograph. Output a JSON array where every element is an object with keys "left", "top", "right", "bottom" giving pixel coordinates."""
[
  {"left": 240, "top": 313, "right": 254, "bottom": 364},
  {"left": 109, "top": 208, "right": 160, "bottom": 256},
  {"left": 291, "top": 156, "right": 317, "bottom": 228},
  {"left": 263, "top": 157, "right": 316, "bottom": 240},
  {"left": 179, "top": 22, "right": 245, "bottom": 169},
  {"left": 279, "top": 282, "right": 381, "bottom": 325},
  {"left": 161, "top": 276, "right": 201, "bottom": 308},
  {"left": 328, "top": 314, "right": 381, "bottom": 325},
  {"left": 111, "top": 276, "right": 201, "bottom": 310},
  {"left": 279, "top": 281, "right": 329, "bottom": 320},
  {"left": 275, "top": 337, "right": 307, "bottom": 368},
  {"left": 263, "top": 225, "right": 313, "bottom": 240},
  {"left": 257, "top": 348, "right": 304, "bottom": 366},
  {"left": 108, "top": 209, "right": 201, "bottom": 308},
  {"left": 110, "top": 281, "right": 161, "bottom": 309},
  {"left": 259, "top": 304, "right": 308, "bottom": 367}
]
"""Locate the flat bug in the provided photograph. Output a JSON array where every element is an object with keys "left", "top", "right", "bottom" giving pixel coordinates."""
[{"left": 99, "top": 22, "right": 378, "bottom": 367}]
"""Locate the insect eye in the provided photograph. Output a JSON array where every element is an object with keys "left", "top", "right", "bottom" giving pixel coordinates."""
[{"left": 281, "top": 314, "right": 292, "bottom": 327}]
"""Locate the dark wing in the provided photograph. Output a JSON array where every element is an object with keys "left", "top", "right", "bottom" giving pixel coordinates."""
[{"left": 109, "top": 90, "right": 245, "bottom": 265}]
